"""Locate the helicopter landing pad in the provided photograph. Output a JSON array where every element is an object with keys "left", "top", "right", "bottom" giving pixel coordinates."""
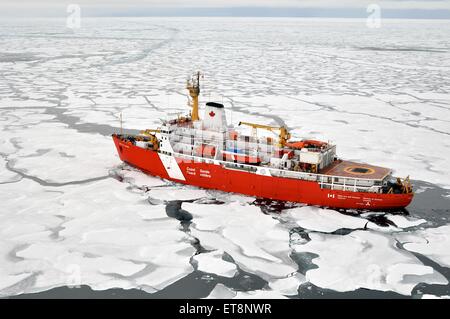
[{"left": 321, "top": 160, "right": 391, "bottom": 180}]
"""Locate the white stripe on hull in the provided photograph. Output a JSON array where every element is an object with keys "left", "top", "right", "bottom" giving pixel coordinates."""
[{"left": 158, "top": 153, "right": 186, "bottom": 181}]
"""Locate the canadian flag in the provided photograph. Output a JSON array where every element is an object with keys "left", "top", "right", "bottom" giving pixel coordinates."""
[{"left": 203, "top": 102, "right": 226, "bottom": 131}]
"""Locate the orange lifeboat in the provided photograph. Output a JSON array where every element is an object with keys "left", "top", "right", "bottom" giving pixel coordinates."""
[
  {"left": 285, "top": 141, "right": 305, "bottom": 149},
  {"left": 221, "top": 150, "right": 261, "bottom": 164},
  {"left": 229, "top": 131, "right": 238, "bottom": 140},
  {"left": 286, "top": 140, "right": 327, "bottom": 149},
  {"left": 303, "top": 139, "right": 327, "bottom": 147},
  {"left": 196, "top": 144, "right": 216, "bottom": 158}
]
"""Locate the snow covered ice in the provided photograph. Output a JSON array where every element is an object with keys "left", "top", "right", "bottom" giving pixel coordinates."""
[
  {"left": 292, "top": 230, "right": 447, "bottom": 295},
  {"left": 1, "top": 17, "right": 450, "bottom": 298}
]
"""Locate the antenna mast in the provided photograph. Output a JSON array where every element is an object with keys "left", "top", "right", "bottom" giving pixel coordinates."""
[
  {"left": 187, "top": 71, "right": 201, "bottom": 121},
  {"left": 120, "top": 112, "right": 123, "bottom": 135}
]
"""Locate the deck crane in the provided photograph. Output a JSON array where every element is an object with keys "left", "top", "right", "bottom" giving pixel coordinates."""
[
  {"left": 138, "top": 128, "right": 161, "bottom": 151},
  {"left": 140, "top": 128, "right": 161, "bottom": 135},
  {"left": 238, "top": 121, "right": 291, "bottom": 147}
]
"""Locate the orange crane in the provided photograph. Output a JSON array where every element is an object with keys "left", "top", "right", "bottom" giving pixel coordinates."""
[
  {"left": 238, "top": 121, "right": 291, "bottom": 147},
  {"left": 139, "top": 128, "right": 161, "bottom": 151}
]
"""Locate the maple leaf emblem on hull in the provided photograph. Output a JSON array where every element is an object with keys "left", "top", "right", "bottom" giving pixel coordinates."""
[{"left": 209, "top": 111, "right": 215, "bottom": 117}]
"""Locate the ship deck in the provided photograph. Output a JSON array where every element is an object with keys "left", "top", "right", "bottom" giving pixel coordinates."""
[{"left": 320, "top": 160, "right": 391, "bottom": 180}]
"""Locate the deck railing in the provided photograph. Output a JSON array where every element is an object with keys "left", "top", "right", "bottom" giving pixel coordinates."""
[
  {"left": 172, "top": 151, "right": 384, "bottom": 194},
  {"left": 165, "top": 126, "right": 383, "bottom": 193}
]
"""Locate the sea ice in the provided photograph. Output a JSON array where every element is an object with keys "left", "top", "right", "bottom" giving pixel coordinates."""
[
  {"left": 193, "top": 250, "right": 238, "bottom": 278},
  {"left": 0, "top": 273, "right": 32, "bottom": 292},
  {"left": 2, "top": 121, "right": 117, "bottom": 183},
  {"left": 185, "top": 202, "right": 298, "bottom": 279},
  {"left": 1, "top": 17, "right": 450, "bottom": 298},
  {"left": 135, "top": 265, "right": 194, "bottom": 291},
  {"left": 286, "top": 206, "right": 367, "bottom": 233},
  {"left": 399, "top": 225, "right": 450, "bottom": 268},
  {"left": 421, "top": 294, "right": 450, "bottom": 299},
  {"left": 0, "top": 157, "right": 21, "bottom": 183},
  {"left": 268, "top": 273, "right": 305, "bottom": 296},
  {"left": 385, "top": 215, "right": 427, "bottom": 229},
  {"left": 205, "top": 283, "right": 237, "bottom": 299},
  {"left": 0, "top": 177, "right": 195, "bottom": 295},
  {"left": 147, "top": 187, "right": 209, "bottom": 201},
  {"left": 116, "top": 167, "right": 168, "bottom": 189},
  {"left": 293, "top": 230, "right": 447, "bottom": 295}
]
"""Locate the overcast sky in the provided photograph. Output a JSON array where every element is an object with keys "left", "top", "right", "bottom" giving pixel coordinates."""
[{"left": 2, "top": 0, "right": 450, "bottom": 18}]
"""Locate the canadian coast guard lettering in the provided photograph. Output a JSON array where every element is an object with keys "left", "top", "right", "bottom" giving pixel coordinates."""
[
  {"left": 186, "top": 167, "right": 196, "bottom": 176},
  {"left": 199, "top": 169, "right": 211, "bottom": 178}
]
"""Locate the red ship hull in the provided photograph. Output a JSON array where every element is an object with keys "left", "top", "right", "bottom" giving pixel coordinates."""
[{"left": 113, "top": 136, "right": 413, "bottom": 210}]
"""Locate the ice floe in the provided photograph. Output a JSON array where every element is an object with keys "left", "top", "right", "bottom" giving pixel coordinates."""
[
  {"left": 116, "top": 167, "right": 168, "bottom": 189},
  {"left": 184, "top": 202, "right": 298, "bottom": 279},
  {"left": 399, "top": 225, "right": 450, "bottom": 268},
  {"left": 135, "top": 265, "right": 194, "bottom": 291},
  {"left": 205, "top": 283, "right": 237, "bottom": 299},
  {"left": 268, "top": 273, "right": 305, "bottom": 296},
  {"left": 293, "top": 230, "right": 447, "bottom": 295},
  {"left": 147, "top": 187, "right": 209, "bottom": 202},
  {"left": 0, "top": 98, "right": 56, "bottom": 108},
  {"left": 0, "top": 157, "right": 21, "bottom": 183},
  {"left": 386, "top": 215, "right": 427, "bottom": 229},
  {"left": 0, "top": 178, "right": 195, "bottom": 295},
  {"left": 286, "top": 206, "right": 367, "bottom": 233},
  {"left": 0, "top": 273, "right": 33, "bottom": 292},
  {"left": 1, "top": 120, "right": 117, "bottom": 183},
  {"left": 193, "top": 250, "right": 237, "bottom": 278},
  {"left": 421, "top": 294, "right": 450, "bottom": 299}
]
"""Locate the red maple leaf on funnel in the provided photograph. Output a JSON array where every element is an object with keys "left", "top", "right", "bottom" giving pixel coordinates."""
[{"left": 209, "top": 111, "right": 215, "bottom": 117}]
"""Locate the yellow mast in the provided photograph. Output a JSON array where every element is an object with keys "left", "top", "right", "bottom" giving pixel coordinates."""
[
  {"left": 119, "top": 112, "right": 123, "bottom": 135},
  {"left": 187, "top": 71, "right": 201, "bottom": 121},
  {"left": 238, "top": 121, "right": 291, "bottom": 147}
]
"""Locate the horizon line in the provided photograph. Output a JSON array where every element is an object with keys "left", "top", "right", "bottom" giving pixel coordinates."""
[{"left": 1, "top": 6, "right": 450, "bottom": 19}]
